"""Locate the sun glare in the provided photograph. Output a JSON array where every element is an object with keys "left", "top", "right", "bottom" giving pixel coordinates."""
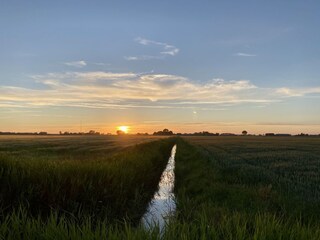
[{"left": 118, "top": 126, "right": 129, "bottom": 133}]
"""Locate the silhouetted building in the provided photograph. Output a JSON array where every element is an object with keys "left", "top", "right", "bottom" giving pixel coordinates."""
[
  {"left": 220, "top": 133, "right": 236, "bottom": 136},
  {"left": 265, "top": 133, "right": 275, "bottom": 136}
]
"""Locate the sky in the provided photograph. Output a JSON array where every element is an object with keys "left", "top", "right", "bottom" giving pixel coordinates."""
[{"left": 0, "top": 0, "right": 320, "bottom": 134}]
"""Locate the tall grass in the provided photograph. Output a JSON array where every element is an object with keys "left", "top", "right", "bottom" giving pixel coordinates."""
[
  {"left": 171, "top": 137, "right": 320, "bottom": 239},
  {"left": 0, "top": 137, "right": 175, "bottom": 223},
  {"left": 1, "top": 207, "right": 320, "bottom": 239}
]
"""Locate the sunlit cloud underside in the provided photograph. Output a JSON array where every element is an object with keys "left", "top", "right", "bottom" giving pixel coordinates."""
[{"left": 1, "top": 71, "right": 319, "bottom": 110}]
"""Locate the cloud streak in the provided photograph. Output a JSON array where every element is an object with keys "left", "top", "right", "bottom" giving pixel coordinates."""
[
  {"left": 276, "top": 87, "right": 320, "bottom": 97},
  {"left": 64, "top": 60, "right": 87, "bottom": 68},
  {"left": 124, "top": 55, "right": 164, "bottom": 61},
  {"left": 234, "top": 52, "right": 257, "bottom": 57},
  {"left": 0, "top": 71, "right": 319, "bottom": 110},
  {"left": 125, "top": 37, "right": 179, "bottom": 61}
]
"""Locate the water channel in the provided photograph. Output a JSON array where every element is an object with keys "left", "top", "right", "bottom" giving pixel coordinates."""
[{"left": 141, "top": 144, "right": 177, "bottom": 233}]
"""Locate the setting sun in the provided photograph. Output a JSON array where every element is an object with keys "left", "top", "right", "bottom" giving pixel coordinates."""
[{"left": 117, "top": 126, "right": 129, "bottom": 133}]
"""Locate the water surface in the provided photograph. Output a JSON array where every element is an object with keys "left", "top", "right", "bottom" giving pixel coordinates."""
[{"left": 141, "top": 144, "right": 177, "bottom": 232}]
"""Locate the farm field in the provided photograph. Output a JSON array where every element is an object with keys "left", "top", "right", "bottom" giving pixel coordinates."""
[
  {"left": 0, "top": 135, "right": 320, "bottom": 239},
  {"left": 0, "top": 135, "right": 174, "bottom": 238},
  {"left": 182, "top": 135, "right": 320, "bottom": 204},
  {"left": 172, "top": 136, "right": 320, "bottom": 239}
]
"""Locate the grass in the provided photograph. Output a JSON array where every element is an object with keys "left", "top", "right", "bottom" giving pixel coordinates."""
[
  {"left": 1, "top": 135, "right": 320, "bottom": 239},
  {"left": 180, "top": 136, "right": 320, "bottom": 215},
  {"left": 171, "top": 136, "right": 320, "bottom": 239},
  {"left": 2, "top": 209, "right": 320, "bottom": 240},
  {"left": 0, "top": 135, "right": 174, "bottom": 223}
]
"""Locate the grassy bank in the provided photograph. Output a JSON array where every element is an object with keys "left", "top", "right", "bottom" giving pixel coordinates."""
[{"left": 0, "top": 136, "right": 174, "bottom": 223}]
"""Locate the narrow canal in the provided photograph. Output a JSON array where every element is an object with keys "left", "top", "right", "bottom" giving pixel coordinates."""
[{"left": 141, "top": 144, "right": 177, "bottom": 232}]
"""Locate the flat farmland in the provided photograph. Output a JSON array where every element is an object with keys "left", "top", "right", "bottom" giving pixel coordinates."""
[
  {"left": 171, "top": 136, "right": 320, "bottom": 239},
  {"left": 0, "top": 135, "right": 167, "bottom": 156},
  {"left": 181, "top": 136, "right": 320, "bottom": 202},
  {"left": 1, "top": 135, "right": 320, "bottom": 239},
  {"left": 0, "top": 135, "right": 174, "bottom": 230}
]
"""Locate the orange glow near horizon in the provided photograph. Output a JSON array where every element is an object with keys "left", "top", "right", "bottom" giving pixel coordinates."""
[{"left": 2, "top": 122, "right": 320, "bottom": 135}]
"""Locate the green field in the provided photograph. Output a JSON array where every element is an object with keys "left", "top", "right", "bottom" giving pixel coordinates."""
[
  {"left": 173, "top": 136, "right": 320, "bottom": 239},
  {"left": 0, "top": 135, "right": 320, "bottom": 239},
  {"left": 0, "top": 135, "right": 171, "bottom": 220}
]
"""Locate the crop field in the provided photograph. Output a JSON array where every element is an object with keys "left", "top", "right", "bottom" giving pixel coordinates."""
[
  {"left": 173, "top": 136, "right": 320, "bottom": 239},
  {"left": 182, "top": 136, "right": 320, "bottom": 204},
  {"left": 0, "top": 135, "right": 174, "bottom": 236},
  {"left": 0, "top": 135, "right": 320, "bottom": 239}
]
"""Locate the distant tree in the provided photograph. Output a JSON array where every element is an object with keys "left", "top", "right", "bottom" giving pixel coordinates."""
[
  {"left": 153, "top": 129, "right": 174, "bottom": 136},
  {"left": 116, "top": 130, "right": 126, "bottom": 135},
  {"left": 137, "top": 132, "right": 149, "bottom": 136},
  {"left": 297, "top": 133, "right": 308, "bottom": 136},
  {"left": 242, "top": 130, "right": 248, "bottom": 136}
]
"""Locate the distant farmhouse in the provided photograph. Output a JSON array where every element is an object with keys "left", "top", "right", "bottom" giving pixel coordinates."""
[
  {"left": 220, "top": 133, "right": 236, "bottom": 136},
  {"left": 265, "top": 133, "right": 275, "bottom": 136},
  {"left": 265, "top": 133, "right": 291, "bottom": 136}
]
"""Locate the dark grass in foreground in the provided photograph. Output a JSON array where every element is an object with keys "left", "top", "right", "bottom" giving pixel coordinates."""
[
  {"left": 0, "top": 135, "right": 174, "bottom": 223},
  {"left": 1, "top": 136, "right": 320, "bottom": 239},
  {"left": 1, "top": 209, "right": 320, "bottom": 239}
]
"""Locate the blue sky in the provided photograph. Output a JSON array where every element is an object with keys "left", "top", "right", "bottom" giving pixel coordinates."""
[{"left": 0, "top": 0, "right": 320, "bottom": 134}]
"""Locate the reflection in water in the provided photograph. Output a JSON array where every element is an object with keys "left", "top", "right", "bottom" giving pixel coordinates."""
[{"left": 141, "top": 144, "right": 177, "bottom": 232}]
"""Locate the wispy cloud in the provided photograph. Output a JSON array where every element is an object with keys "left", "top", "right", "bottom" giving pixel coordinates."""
[
  {"left": 161, "top": 48, "right": 179, "bottom": 56},
  {"left": 124, "top": 55, "right": 164, "bottom": 61},
  {"left": 93, "top": 62, "right": 111, "bottom": 66},
  {"left": 234, "top": 52, "right": 257, "bottom": 57},
  {"left": 135, "top": 38, "right": 179, "bottom": 56},
  {"left": 124, "top": 56, "right": 139, "bottom": 61},
  {"left": 276, "top": 87, "right": 320, "bottom": 97},
  {"left": 125, "top": 37, "right": 179, "bottom": 61},
  {"left": 64, "top": 60, "right": 87, "bottom": 68},
  {"left": 0, "top": 71, "right": 319, "bottom": 110}
]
